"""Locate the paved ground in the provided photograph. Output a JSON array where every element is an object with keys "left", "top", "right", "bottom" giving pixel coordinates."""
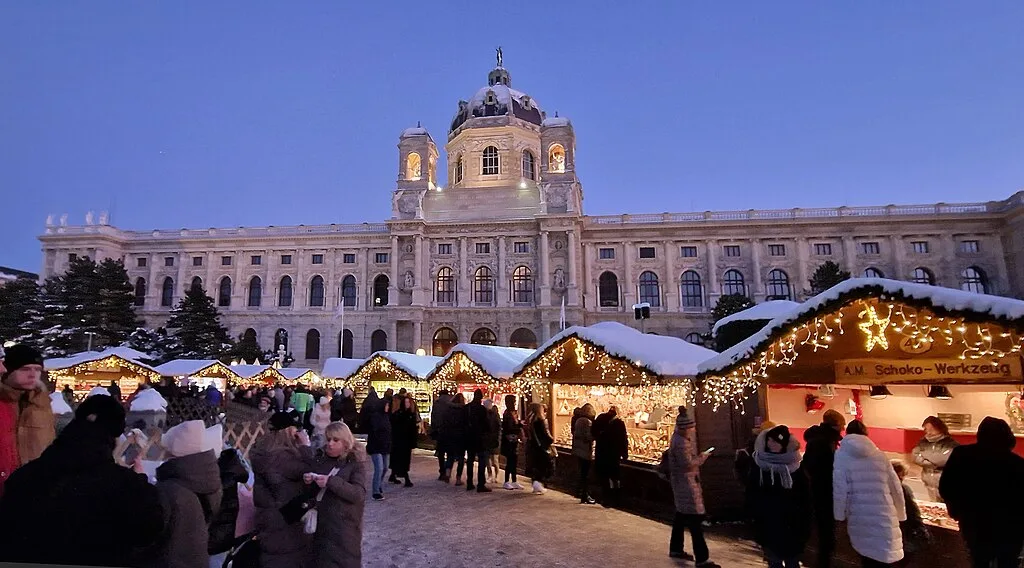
[{"left": 363, "top": 450, "right": 765, "bottom": 568}]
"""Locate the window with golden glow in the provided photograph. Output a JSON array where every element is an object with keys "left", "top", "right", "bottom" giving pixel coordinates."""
[
  {"left": 473, "top": 266, "right": 494, "bottom": 303},
  {"left": 406, "top": 152, "right": 422, "bottom": 181},
  {"left": 471, "top": 328, "right": 497, "bottom": 345},
  {"left": 432, "top": 327, "right": 458, "bottom": 356},
  {"left": 548, "top": 144, "right": 566, "bottom": 173}
]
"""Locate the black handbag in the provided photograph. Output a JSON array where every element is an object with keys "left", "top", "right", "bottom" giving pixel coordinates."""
[{"left": 279, "top": 493, "right": 317, "bottom": 525}]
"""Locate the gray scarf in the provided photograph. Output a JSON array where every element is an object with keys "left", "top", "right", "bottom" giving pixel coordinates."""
[{"left": 752, "top": 430, "right": 801, "bottom": 489}]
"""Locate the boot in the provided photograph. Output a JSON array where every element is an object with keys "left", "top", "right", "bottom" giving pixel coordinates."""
[
  {"left": 532, "top": 481, "right": 546, "bottom": 494},
  {"left": 580, "top": 492, "right": 596, "bottom": 505},
  {"left": 442, "top": 468, "right": 451, "bottom": 483},
  {"left": 389, "top": 473, "right": 401, "bottom": 484},
  {"left": 404, "top": 476, "right": 414, "bottom": 488}
]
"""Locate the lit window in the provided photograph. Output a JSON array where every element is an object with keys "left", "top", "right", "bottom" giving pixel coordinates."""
[
  {"left": 768, "top": 245, "right": 786, "bottom": 257},
  {"left": 482, "top": 146, "right": 499, "bottom": 175},
  {"left": 548, "top": 144, "right": 566, "bottom": 173},
  {"left": 814, "top": 243, "right": 832, "bottom": 256},
  {"left": 406, "top": 152, "right": 422, "bottom": 181},
  {"left": 861, "top": 242, "right": 880, "bottom": 255},
  {"left": 912, "top": 242, "right": 929, "bottom": 254},
  {"left": 680, "top": 246, "right": 697, "bottom": 258},
  {"left": 599, "top": 248, "right": 615, "bottom": 260},
  {"left": 724, "top": 245, "right": 741, "bottom": 258},
  {"left": 639, "top": 247, "right": 656, "bottom": 259}
]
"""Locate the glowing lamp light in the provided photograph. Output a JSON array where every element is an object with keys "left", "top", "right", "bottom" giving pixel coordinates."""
[
  {"left": 518, "top": 180, "right": 528, "bottom": 189},
  {"left": 415, "top": 348, "right": 426, "bottom": 356},
  {"left": 928, "top": 385, "right": 953, "bottom": 400}
]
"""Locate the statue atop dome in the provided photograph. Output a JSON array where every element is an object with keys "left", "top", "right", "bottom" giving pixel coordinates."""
[{"left": 496, "top": 46, "right": 503, "bottom": 68}]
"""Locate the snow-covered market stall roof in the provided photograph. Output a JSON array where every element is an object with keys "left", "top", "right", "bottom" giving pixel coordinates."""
[
  {"left": 696, "top": 278, "right": 1024, "bottom": 410},
  {"left": 47, "top": 352, "right": 162, "bottom": 400},
  {"left": 229, "top": 364, "right": 284, "bottom": 385},
  {"left": 513, "top": 321, "right": 717, "bottom": 388},
  {"left": 155, "top": 360, "right": 241, "bottom": 382},
  {"left": 279, "top": 367, "right": 321, "bottom": 384},
  {"left": 428, "top": 343, "right": 535, "bottom": 394},
  {"left": 712, "top": 300, "right": 800, "bottom": 337},
  {"left": 47, "top": 351, "right": 161, "bottom": 378},
  {"left": 348, "top": 351, "right": 443, "bottom": 386},
  {"left": 321, "top": 358, "right": 365, "bottom": 381}
]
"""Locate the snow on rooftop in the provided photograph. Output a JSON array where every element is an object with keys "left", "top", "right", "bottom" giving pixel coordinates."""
[
  {"left": 46, "top": 350, "right": 160, "bottom": 374},
  {"left": 155, "top": 359, "right": 229, "bottom": 378},
  {"left": 280, "top": 368, "right": 317, "bottom": 381},
  {"left": 515, "top": 321, "right": 717, "bottom": 377},
  {"left": 699, "top": 278, "right": 1024, "bottom": 376},
  {"left": 50, "top": 392, "right": 72, "bottom": 414},
  {"left": 365, "top": 351, "right": 443, "bottom": 380},
  {"left": 321, "top": 358, "right": 365, "bottom": 379},
  {"left": 100, "top": 347, "right": 152, "bottom": 362},
  {"left": 467, "top": 84, "right": 541, "bottom": 114},
  {"left": 541, "top": 116, "right": 570, "bottom": 127},
  {"left": 230, "top": 364, "right": 276, "bottom": 380},
  {"left": 130, "top": 388, "right": 168, "bottom": 412},
  {"left": 711, "top": 300, "right": 801, "bottom": 336},
  {"left": 438, "top": 344, "right": 536, "bottom": 379}
]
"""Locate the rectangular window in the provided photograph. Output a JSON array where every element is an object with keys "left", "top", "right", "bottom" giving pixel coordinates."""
[
  {"left": 724, "top": 245, "right": 741, "bottom": 258},
  {"left": 814, "top": 243, "right": 832, "bottom": 256},
  {"left": 311, "top": 254, "right": 324, "bottom": 265},
  {"left": 768, "top": 244, "right": 786, "bottom": 257},
  {"left": 680, "top": 246, "right": 698, "bottom": 258},
  {"left": 475, "top": 243, "right": 491, "bottom": 254},
  {"left": 164, "top": 256, "right": 175, "bottom": 267},
  {"left": 959, "top": 240, "right": 980, "bottom": 254},
  {"left": 599, "top": 248, "right": 615, "bottom": 260},
  {"left": 513, "top": 241, "right": 529, "bottom": 254},
  {"left": 639, "top": 247, "right": 656, "bottom": 259},
  {"left": 221, "top": 256, "right": 232, "bottom": 266},
  {"left": 281, "top": 254, "right": 292, "bottom": 265},
  {"left": 861, "top": 242, "right": 880, "bottom": 255},
  {"left": 438, "top": 243, "right": 453, "bottom": 255},
  {"left": 137, "top": 257, "right": 147, "bottom": 268},
  {"left": 912, "top": 241, "right": 929, "bottom": 254},
  {"left": 375, "top": 253, "right": 389, "bottom": 264},
  {"left": 343, "top": 254, "right": 356, "bottom": 264},
  {"left": 251, "top": 255, "right": 262, "bottom": 266},
  {"left": 192, "top": 256, "right": 203, "bottom": 267}
]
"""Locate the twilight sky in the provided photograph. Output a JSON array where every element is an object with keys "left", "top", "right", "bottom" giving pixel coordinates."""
[{"left": 2, "top": 2, "right": 1022, "bottom": 272}]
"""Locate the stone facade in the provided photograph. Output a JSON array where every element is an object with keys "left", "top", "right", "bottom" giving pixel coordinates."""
[{"left": 38, "top": 62, "right": 1024, "bottom": 367}]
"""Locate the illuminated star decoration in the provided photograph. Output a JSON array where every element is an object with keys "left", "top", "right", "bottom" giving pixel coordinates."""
[{"left": 858, "top": 304, "right": 892, "bottom": 352}]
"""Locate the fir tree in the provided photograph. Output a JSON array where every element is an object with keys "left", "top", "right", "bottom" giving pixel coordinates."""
[
  {"left": 165, "top": 285, "right": 233, "bottom": 360},
  {"left": 807, "top": 261, "right": 851, "bottom": 296},
  {"left": 0, "top": 277, "right": 40, "bottom": 345},
  {"left": 124, "top": 327, "right": 175, "bottom": 365},
  {"left": 95, "top": 259, "right": 141, "bottom": 347},
  {"left": 230, "top": 332, "right": 264, "bottom": 365},
  {"left": 711, "top": 293, "right": 755, "bottom": 323}
]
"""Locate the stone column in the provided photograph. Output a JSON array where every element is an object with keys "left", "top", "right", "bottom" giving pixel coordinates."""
[
  {"left": 539, "top": 231, "right": 551, "bottom": 306},
  {"left": 389, "top": 236, "right": 400, "bottom": 300},
  {"left": 205, "top": 252, "right": 215, "bottom": 299},
  {"left": 582, "top": 242, "right": 593, "bottom": 311},
  {"left": 265, "top": 248, "right": 274, "bottom": 309},
  {"left": 796, "top": 238, "right": 809, "bottom": 300},
  {"left": 175, "top": 253, "right": 186, "bottom": 306},
  {"left": 389, "top": 320, "right": 398, "bottom": 351},
  {"left": 233, "top": 249, "right": 244, "bottom": 308},
  {"left": 413, "top": 235, "right": 425, "bottom": 305},
  {"left": 363, "top": 249, "right": 371, "bottom": 310},
  {"left": 842, "top": 236, "right": 858, "bottom": 274},
  {"left": 413, "top": 320, "right": 423, "bottom": 353},
  {"left": 706, "top": 240, "right": 718, "bottom": 306},
  {"left": 567, "top": 230, "right": 579, "bottom": 306},
  {"left": 459, "top": 237, "right": 469, "bottom": 307},
  {"left": 497, "top": 236, "right": 508, "bottom": 307},
  {"left": 147, "top": 253, "right": 158, "bottom": 307},
  {"left": 889, "top": 235, "right": 905, "bottom": 280},
  {"left": 297, "top": 251, "right": 307, "bottom": 310},
  {"left": 663, "top": 240, "right": 677, "bottom": 311},
  {"left": 750, "top": 240, "right": 763, "bottom": 301},
  {"left": 622, "top": 241, "right": 635, "bottom": 307},
  {"left": 326, "top": 248, "right": 337, "bottom": 311}
]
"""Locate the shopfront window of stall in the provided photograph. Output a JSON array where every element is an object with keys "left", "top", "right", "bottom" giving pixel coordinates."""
[
  {"left": 363, "top": 379, "right": 432, "bottom": 420},
  {"left": 49, "top": 360, "right": 152, "bottom": 402}
]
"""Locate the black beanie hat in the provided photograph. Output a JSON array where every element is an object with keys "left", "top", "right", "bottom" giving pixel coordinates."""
[
  {"left": 269, "top": 410, "right": 302, "bottom": 432},
  {"left": 765, "top": 425, "right": 792, "bottom": 452},
  {"left": 2, "top": 344, "right": 44, "bottom": 375},
  {"left": 75, "top": 394, "right": 127, "bottom": 438}
]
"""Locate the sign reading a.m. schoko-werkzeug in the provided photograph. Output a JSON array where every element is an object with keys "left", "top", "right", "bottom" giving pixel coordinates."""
[{"left": 834, "top": 357, "right": 1023, "bottom": 384}]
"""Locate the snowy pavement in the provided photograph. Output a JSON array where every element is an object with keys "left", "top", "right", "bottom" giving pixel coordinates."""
[{"left": 362, "top": 450, "right": 765, "bottom": 568}]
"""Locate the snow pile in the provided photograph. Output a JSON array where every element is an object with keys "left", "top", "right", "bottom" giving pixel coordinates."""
[
  {"left": 87, "top": 386, "right": 111, "bottom": 398},
  {"left": 130, "top": 388, "right": 168, "bottom": 412},
  {"left": 321, "top": 357, "right": 365, "bottom": 379},
  {"left": 711, "top": 300, "right": 800, "bottom": 336},
  {"left": 467, "top": 84, "right": 541, "bottom": 114},
  {"left": 541, "top": 116, "right": 571, "bottom": 127},
  {"left": 699, "top": 277, "right": 1024, "bottom": 375},
  {"left": 155, "top": 359, "right": 223, "bottom": 378},
  {"left": 280, "top": 368, "right": 315, "bottom": 381},
  {"left": 439, "top": 344, "right": 535, "bottom": 379},
  {"left": 515, "top": 321, "right": 717, "bottom": 377},
  {"left": 366, "top": 351, "right": 443, "bottom": 380},
  {"left": 49, "top": 392, "right": 73, "bottom": 415}
]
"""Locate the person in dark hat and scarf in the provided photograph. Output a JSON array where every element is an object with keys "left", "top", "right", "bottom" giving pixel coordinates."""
[
  {"left": 0, "top": 344, "right": 55, "bottom": 497},
  {"left": 746, "top": 424, "right": 811, "bottom": 568}
]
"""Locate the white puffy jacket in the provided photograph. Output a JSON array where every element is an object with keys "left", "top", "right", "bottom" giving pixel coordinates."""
[{"left": 833, "top": 434, "right": 907, "bottom": 563}]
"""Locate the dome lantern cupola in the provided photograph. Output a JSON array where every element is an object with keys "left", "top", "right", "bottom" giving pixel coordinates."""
[{"left": 448, "top": 48, "right": 545, "bottom": 136}]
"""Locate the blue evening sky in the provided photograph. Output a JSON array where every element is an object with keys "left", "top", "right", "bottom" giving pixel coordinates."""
[{"left": 2, "top": 2, "right": 1022, "bottom": 272}]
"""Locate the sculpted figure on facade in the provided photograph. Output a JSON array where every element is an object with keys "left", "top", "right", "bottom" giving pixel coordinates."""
[{"left": 553, "top": 267, "right": 566, "bottom": 289}]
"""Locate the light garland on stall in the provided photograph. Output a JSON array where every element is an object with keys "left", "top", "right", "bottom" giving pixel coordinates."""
[
  {"left": 48, "top": 355, "right": 161, "bottom": 384},
  {"left": 516, "top": 337, "right": 653, "bottom": 388},
  {"left": 346, "top": 356, "right": 419, "bottom": 390}
]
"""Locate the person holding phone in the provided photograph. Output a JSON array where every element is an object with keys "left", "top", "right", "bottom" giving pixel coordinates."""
[{"left": 665, "top": 406, "right": 719, "bottom": 567}]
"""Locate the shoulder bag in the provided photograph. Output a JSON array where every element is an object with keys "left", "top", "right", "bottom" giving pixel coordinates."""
[{"left": 302, "top": 467, "right": 340, "bottom": 535}]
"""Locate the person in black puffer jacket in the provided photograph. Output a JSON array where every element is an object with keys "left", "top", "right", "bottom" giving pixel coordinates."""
[
  {"left": 500, "top": 395, "right": 523, "bottom": 490},
  {"left": 800, "top": 409, "right": 845, "bottom": 568},
  {"left": 441, "top": 393, "right": 468, "bottom": 485},
  {"left": 463, "top": 389, "right": 492, "bottom": 492},
  {"left": 208, "top": 448, "right": 250, "bottom": 557}
]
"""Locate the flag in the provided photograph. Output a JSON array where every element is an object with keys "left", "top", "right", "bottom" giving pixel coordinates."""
[
  {"left": 559, "top": 294, "right": 567, "bottom": 331},
  {"left": 334, "top": 297, "right": 345, "bottom": 334}
]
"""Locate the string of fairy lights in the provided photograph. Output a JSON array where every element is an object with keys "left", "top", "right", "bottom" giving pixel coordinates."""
[{"left": 48, "top": 355, "right": 162, "bottom": 386}]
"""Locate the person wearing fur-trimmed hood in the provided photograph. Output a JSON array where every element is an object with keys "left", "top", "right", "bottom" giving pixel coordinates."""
[
  {"left": 0, "top": 344, "right": 55, "bottom": 497},
  {"left": 745, "top": 425, "right": 811, "bottom": 568}
]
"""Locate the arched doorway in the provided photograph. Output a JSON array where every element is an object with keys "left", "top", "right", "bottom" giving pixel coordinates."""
[
  {"left": 370, "top": 330, "right": 388, "bottom": 353},
  {"left": 470, "top": 328, "right": 497, "bottom": 345},
  {"left": 509, "top": 328, "right": 538, "bottom": 349},
  {"left": 432, "top": 327, "right": 458, "bottom": 356},
  {"left": 339, "top": 329, "right": 354, "bottom": 358}
]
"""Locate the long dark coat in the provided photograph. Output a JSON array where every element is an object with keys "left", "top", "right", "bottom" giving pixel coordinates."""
[
  {"left": 389, "top": 408, "right": 419, "bottom": 476},
  {"left": 525, "top": 417, "right": 554, "bottom": 481},
  {"left": 310, "top": 450, "right": 370, "bottom": 568},
  {"left": 209, "top": 449, "right": 250, "bottom": 554},
  {"left": 440, "top": 400, "right": 467, "bottom": 456},
  {"left": 144, "top": 450, "right": 223, "bottom": 568},
  {"left": 500, "top": 409, "right": 522, "bottom": 457},
  {"left": 801, "top": 423, "right": 842, "bottom": 520},
  {"left": 359, "top": 392, "right": 392, "bottom": 456},
  {"left": 464, "top": 399, "right": 490, "bottom": 454},
  {"left": 594, "top": 414, "right": 628, "bottom": 478},
  {"left": 251, "top": 443, "right": 315, "bottom": 568},
  {"left": 746, "top": 464, "right": 812, "bottom": 558}
]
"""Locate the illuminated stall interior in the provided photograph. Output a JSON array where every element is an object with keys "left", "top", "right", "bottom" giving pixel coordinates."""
[
  {"left": 321, "top": 357, "right": 365, "bottom": 389},
  {"left": 347, "top": 351, "right": 442, "bottom": 418},
  {"left": 698, "top": 278, "right": 1024, "bottom": 530},
  {"left": 514, "top": 321, "right": 717, "bottom": 464},
  {"left": 154, "top": 360, "right": 241, "bottom": 392},
  {"left": 428, "top": 344, "right": 535, "bottom": 417},
  {"left": 229, "top": 364, "right": 285, "bottom": 387},
  {"left": 279, "top": 367, "right": 322, "bottom": 387},
  {"left": 48, "top": 352, "right": 162, "bottom": 401}
]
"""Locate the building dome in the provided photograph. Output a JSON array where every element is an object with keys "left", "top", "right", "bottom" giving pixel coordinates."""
[{"left": 449, "top": 64, "right": 544, "bottom": 134}]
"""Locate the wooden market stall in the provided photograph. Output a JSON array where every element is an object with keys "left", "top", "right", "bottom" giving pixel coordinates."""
[
  {"left": 279, "top": 367, "right": 323, "bottom": 387},
  {"left": 228, "top": 364, "right": 285, "bottom": 388},
  {"left": 696, "top": 278, "right": 1024, "bottom": 564},
  {"left": 47, "top": 351, "right": 162, "bottom": 402},
  {"left": 154, "top": 359, "right": 242, "bottom": 393},
  {"left": 321, "top": 357, "right": 365, "bottom": 389},
  {"left": 427, "top": 343, "right": 535, "bottom": 417},
  {"left": 347, "top": 351, "right": 442, "bottom": 418}
]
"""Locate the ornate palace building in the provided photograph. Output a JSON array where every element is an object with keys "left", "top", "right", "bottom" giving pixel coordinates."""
[{"left": 38, "top": 58, "right": 1024, "bottom": 366}]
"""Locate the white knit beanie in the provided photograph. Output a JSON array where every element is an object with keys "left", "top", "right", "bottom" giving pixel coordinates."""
[{"left": 162, "top": 420, "right": 208, "bottom": 458}]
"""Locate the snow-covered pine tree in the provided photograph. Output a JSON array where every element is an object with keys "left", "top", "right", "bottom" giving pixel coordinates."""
[
  {"left": 95, "top": 258, "right": 142, "bottom": 347},
  {"left": 0, "top": 277, "right": 39, "bottom": 345},
  {"left": 711, "top": 293, "right": 755, "bottom": 323},
  {"left": 164, "top": 285, "right": 233, "bottom": 360},
  {"left": 124, "top": 327, "right": 175, "bottom": 365},
  {"left": 230, "top": 331, "right": 263, "bottom": 364}
]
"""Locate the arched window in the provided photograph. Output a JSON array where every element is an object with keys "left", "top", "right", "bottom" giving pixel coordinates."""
[
  {"left": 436, "top": 267, "right": 455, "bottom": 303},
  {"left": 373, "top": 275, "right": 389, "bottom": 306},
  {"left": 278, "top": 276, "right": 293, "bottom": 307},
  {"left": 454, "top": 155, "right": 464, "bottom": 184},
  {"left": 471, "top": 328, "right": 497, "bottom": 345},
  {"left": 274, "top": 328, "right": 289, "bottom": 352},
  {"left": 548, "top": 144, "right": 566, "bottom": 173},
  {"left": 218, "top": 277, "right": 232, "bottom": 307},
  {"left": 598, "top": 272, "right": 619, "bottom": 307},
  {"left": 522, "top": 150, "right": 536, "bottom": 180},
  {"left": 766, "top": 269, "right": 792, "bottom": 300},
  {"left": 161, "top": 277, "right": 174, "bottom": 307},
  {"left": 134, "top": 277, "right": 146, "bottom": 307},
  {"left": 341, "top": 275, "right": 357, "bottom": 307},
  {"left": 339, "top": 329, "right": 353, "bottom": 358},
  {"left": 248, "top": 276, "right": 262, "bottom": 307},
  {"left": 406, "top": 152, "right": 422, "bottom": 181},
  {"left": 473, "top": 266, "right": 494, "bottom": 304},
  {"left": 911, "top": 267, "right": 935, "bottom": 285},
  {"left": 371, "top": 330, "right": 387, "bottom": 353},
  {"left": 680, "top": 271, "right": 703, "bottom": 308},
  {"left": 863, "top": 267, "right": 885, "bottom": 279},
  {"left": 482, "top": 146, "right": 499, "bottom": 175},
  {"left": 960, "top": 266, "right": 988, "bottom": 294},
  {"left": 190, "top": 276, "right": 203, "bottom": 292},
  {"left": 309, "top": 276, "right": 325, "bottom": 307},
  {"left": 722, "top": 270, "right": 745, "bottom": 296},
  {"left": 638, "top": 271, "right": 660, "bottom": 307},
  {"left": 243, "top": 328, "right": 257, "bottom": 342},
  {"left": 512, "top": 266, "right": 533, "bottom": 304},
  {"left": 432, "top": 328, "right": 458, "bottom": 356},
  {"left": 305, "top": 329, "right": 321, "bottom": 360},
  {"left": 685, "top": 333, "right": 704, "bottom": 345},
  {"left": 509, "top": 328, "right": 538, "bottom": 349}
]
